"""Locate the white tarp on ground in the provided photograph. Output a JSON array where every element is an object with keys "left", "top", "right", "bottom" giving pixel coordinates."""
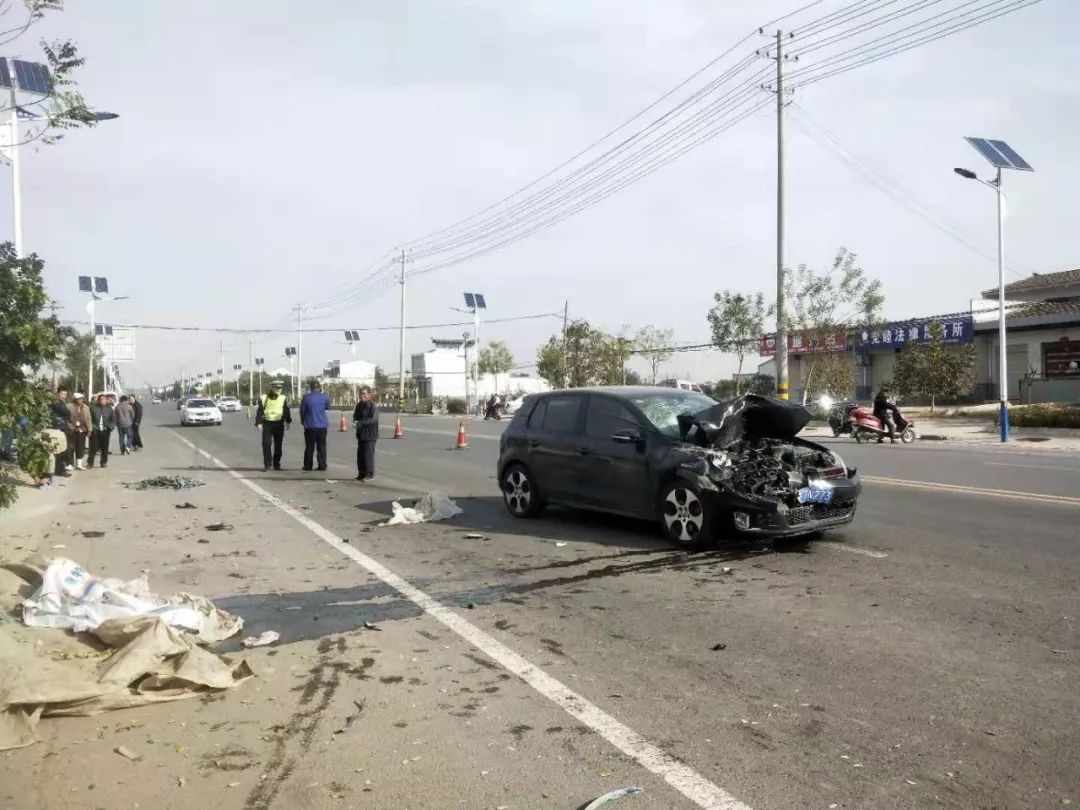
[{"left": 381, "top": 490, "right": 463, "bottom": 526}]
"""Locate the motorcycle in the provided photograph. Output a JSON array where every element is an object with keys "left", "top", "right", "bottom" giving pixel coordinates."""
[
  {"left": 827, "top": 401, "right": 859, "bottom": 437},
  {"left": 850, "top": 405, "right": 916, "bottom": 444}
]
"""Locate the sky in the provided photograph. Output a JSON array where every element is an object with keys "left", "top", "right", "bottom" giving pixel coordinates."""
[{"left": 7, "top": 0, "right": 1077, "bottom": 388}]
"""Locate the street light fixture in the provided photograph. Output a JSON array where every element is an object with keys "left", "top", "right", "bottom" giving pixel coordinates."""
[{"left": 954, "top": 136, "right": 1034, "bottom": 443}]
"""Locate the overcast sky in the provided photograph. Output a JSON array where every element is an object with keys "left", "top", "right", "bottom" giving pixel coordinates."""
[{"left": 9, "top": 0, "right": 1076, "bottom": 387}]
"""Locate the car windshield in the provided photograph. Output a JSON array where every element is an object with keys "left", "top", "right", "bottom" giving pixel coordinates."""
[
  {"left": 628, "top": 392, "right": 718, "bottom": 438},
  {"left": 188, "top": 399, "right": 215, "bottom": 408}
]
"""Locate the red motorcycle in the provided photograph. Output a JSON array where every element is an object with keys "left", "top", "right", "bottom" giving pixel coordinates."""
[{"left": 850, "top": 405, "right": 916, "bottom": 444}]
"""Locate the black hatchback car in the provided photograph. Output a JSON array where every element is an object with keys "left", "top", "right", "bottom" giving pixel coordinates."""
[{"left": 497, "top": 387, "right": 861, "bottom": 546}]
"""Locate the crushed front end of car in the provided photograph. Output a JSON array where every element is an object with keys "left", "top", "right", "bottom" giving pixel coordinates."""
[{"left": 672, "top": 394, "right": 860, "bottom": 537}]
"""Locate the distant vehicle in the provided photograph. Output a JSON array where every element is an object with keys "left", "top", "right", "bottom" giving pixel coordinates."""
[
  {"left": 659, "top": 379, "right": 704, "bottom": 393},
  {"left": 497, "top": 388, "right": 859, "bottom": 546},
  {"left": 180, "top": 398, "right": 223, "bottom": 427},
  {"left": 217, "top": 396, "right": 241, "bottom": 412},
  {"left": 152, "top": 398, "right": 162, "bottom": 405}
]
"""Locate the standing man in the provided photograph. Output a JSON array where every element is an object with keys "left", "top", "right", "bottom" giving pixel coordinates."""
[
  {"left": 255, "top": 380, "right": 291, "bottom": 472},
  {"left": 300, "top": 379, "right": 331, "bottom": 472},
  {"left": 129, "top": 392, "right": 144, "bottom": 451},
  {"left": 87, "top": 393, "right": 115, "bottom": 469},
  {"left": 353, "top": 385, "right": 379, "bottom": 481},
  {"left": 51, "top": 386, "right": 72, "bottom": 477},
  {"left": 115, "top": 395, "right": 135, "bottom": 455},
  {"left": 68, "top": 393, "right": 90, "bottom": 470}
]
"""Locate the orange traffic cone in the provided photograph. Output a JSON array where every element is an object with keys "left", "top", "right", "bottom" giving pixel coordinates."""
[
  {"left": 339, "top": 412, "right": 349, "bottom": 432},
  {"left": 393, "top": 416, "right": 404, "bottom": 438},
  {"left": 455, "top": 420, "right": 468, "bottom": 449}
]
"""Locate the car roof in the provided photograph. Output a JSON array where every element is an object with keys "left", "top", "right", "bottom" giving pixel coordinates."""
[{"left": 533, "top": 386, "right": 709, "bottom": 399}]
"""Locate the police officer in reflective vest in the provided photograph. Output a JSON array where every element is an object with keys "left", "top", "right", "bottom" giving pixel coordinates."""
[{"left": 255, "top": 380, "right": 292, "bottom": 471}]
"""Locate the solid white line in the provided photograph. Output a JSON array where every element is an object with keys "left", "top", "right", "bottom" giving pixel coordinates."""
[
  {"left": 817, "top": 542, "right": 888, "bottom": 559},
  {"left": 863, "top": 475, "right": 1080, "bottom": 506},
  {"left": 170, "top": 431, "right": 751, "bottom": 810},
  {"left": 985, "top": 462, "right": 1079, "bottom": 472}
]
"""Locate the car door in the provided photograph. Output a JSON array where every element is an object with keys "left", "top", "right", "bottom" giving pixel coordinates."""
[
  {"left": 577, "top": 395, "right": 653, "bottom": 516},
  {"left": 526, "top": 394, "right": 586, "bottom": 504}
]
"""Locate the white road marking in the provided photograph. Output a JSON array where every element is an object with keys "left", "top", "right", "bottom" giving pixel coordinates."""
[
  {"left": 817, "top": 542, "right": 888, "bottom": 559},
  {"left": 985, "top": 462, "right": 1079, "bottom": 472},
  {"left": 171, "top": 431, "right": 752, "bottom": 810},
  {"left": 863, "top": 475, "right": 1080, "bottom": 506}
]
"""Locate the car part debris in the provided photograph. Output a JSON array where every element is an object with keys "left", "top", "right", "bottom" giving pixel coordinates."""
[
  {"left": 114, "top": 745, "right": 142, "bottom": 761},
  {"left": 711, "top": 642, "right": 727, "bottom": 651},
  {"left": 242, "top": 630, "right": 280, "bottom": 648},
  {"left": 81, "top": 531, "right": 105, "bottom": 538},
  {"left": 381, "top": 490, "right": 462, "bottom": 526},
  {"left": 205, "top": 523, "right": 233, "bottom": 532},
  {"left": 334, "top": 700, "right": 365, "bottom": 735},
  {"left": 582, "top": 787, "right": 643, "bottom": 809},
  {"left": 175, "top": 502, "right": 197, "bottom": 509},
  {"left": 465, "top": 533, "right": 485, "bottom": 539},
  {"left": 555, "top": 541, "right": 568, "bottom": 547},
  {"left": 124, "top": 475, "right": 205, "bottom": 491},
  {"left": 362, "top": 621, "right": 381, "bottom": 631}
]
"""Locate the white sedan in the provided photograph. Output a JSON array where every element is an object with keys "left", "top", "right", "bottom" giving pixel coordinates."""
[
  {"left": 180, "top": 398, "right": 223, "bottom": 426},
  {"left": 218, "top": 397, "right": 241, "bottom": 412}
]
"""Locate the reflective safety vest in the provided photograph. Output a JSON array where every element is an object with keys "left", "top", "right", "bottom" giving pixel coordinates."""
[{"left": 261, "top": 394, "right": 285, "bottom": 422}]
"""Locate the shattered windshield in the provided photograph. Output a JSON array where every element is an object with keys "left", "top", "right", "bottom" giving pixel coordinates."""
[{"left": 629, "top": 392, "right": 717, "bottom": 438}]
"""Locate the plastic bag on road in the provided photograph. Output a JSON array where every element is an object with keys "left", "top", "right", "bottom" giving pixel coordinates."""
[
  {"left": 20, "top": 559, "right": 242, "bottom": 643},
  {"left": 381, "top": 490, "right": 463, "bottom": 526}
]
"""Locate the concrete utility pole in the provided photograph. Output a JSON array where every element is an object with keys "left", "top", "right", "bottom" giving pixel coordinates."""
[
  {"left": 294, "top": 302, "right": 307, "bottom": 396},
  {"left": 773, "top": 29, "right": 789, "bottom": 401},
  {"left": 248, "top": 339, "right": 254, "bottom": 406},
  {"left": 219, "top": 341, "right": 225, "bottom": 398},
  {"left": 398, "top": 249, "right": 408, "bottom": 411},
  {"left": 561, "top": 301, "right": 569, "bottom": 389}
]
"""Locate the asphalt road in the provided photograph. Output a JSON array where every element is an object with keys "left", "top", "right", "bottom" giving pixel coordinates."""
[{"left": 152, "top": 406, "right": 1080, "bottom": 809}]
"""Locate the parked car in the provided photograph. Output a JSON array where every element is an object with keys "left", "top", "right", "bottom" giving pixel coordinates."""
[
  {"left": 180, "top": 398, "right": 223, "bottom": 426},
  {"left": 497, "top": 388, "right": 860, "bottom": 546},
  {"left": 217, "top": 396, "right": 241, "bottom": 412}
]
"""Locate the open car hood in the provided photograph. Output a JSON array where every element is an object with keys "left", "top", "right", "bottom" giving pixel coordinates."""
[{"left": 677, "top": 394, "right": 812, "bottom": 448}]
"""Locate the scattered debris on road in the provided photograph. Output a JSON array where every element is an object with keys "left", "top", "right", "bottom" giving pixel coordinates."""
[
  {"left": 175, "top": 502, "right": 197, "bottom": 509},
  {"left": 242, "top": 630, "right": 280, "bottom": 648},
  {"left": 124, "top": 475, "right": 205, "bottom": 491},
  {"left": 721, "top": 566, "right": 734, "bottom": 574},
  {"left": 555, "top": 541, "right": 568, "bottom": 547},
  {"left": 583, "top": 787, "right": 644, "bottom": 808},
  {"left": 362, "top": 621, "right": 381, "bottom": 631},
  {"left": 205, "top": 522, "right": 233, "bottom": 532},
  {"left": 334, "top": 699, "right": 365, "bottom": 735},
  {"left": 197, "top": 538, "right": 210, "bottom": 544},
  {"left": 81, "top": 531, "right": 105, "bottom": 538},
  {"left": 464, "top": 532, "right": 485, "bottom": 539},
  {"left": 114, "top": 745, "right": 142, "bottom": 762},
  {"left": 381, "top": 490, "right": 462, "bottom": 526},
  {"left": 711, "top": 642, "right": 727, "bottom": 651}
]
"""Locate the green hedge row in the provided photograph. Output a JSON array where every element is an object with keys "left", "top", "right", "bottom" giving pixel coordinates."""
[{"left": 1005, "top": 404, "right": 1080, "bottom": 429}]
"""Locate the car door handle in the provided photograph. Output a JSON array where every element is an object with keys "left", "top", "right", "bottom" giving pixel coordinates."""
[
  {"left": 529, "top": 439, "right": 541, "bottom": 448},
  {"left": 577, "top": 446, "right": 591, "bottom": 455}
]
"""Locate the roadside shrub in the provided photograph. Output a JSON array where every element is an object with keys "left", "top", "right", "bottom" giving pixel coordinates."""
[
  {"left": 445, "top": 397, "right": 468, "bottom": 415},
  {"left": 1004, "top": 404, "right": 1080, "bottom": 429}
]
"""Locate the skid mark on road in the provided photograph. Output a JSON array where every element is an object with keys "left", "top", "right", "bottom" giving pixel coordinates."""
[
  {"left": 863, "top": 475, "right": 1080, "bottom": 506},
  {"left": 817, "top": 542, "right": 888, "bottom": 559},
  {"left": 170, "top": 430, "right": 752, "bottom": 810}
]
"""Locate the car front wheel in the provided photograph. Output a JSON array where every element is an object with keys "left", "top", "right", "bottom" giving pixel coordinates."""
[
  {"left": 659, "top": 480, "right": 713, "bottom": 547},
  {"left": 501, "top": 464, "right": 543, "bottom": 518}
]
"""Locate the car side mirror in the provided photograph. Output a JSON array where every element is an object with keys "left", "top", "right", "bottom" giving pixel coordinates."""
[{"left": 612, "top": 429, "right": 643, "bottom": 446}]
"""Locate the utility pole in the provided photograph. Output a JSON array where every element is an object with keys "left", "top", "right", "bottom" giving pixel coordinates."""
[
  {"left": 773, "top": 29, "right": 789, "bottom": 400},
  {"left": 219, "top": 341, "right": 225, "bottom": 399},
  {"left": 248, "top": 339, "right": 254, "bottom": 406},
  {"left": 293, "top": 301, "right": 307, "bottom": 398},
  {"left": 561, "top": 301, "right": 569, "bottom": 389},
  {"left": 48, "top": 300, "right": 62, "bottom": 388},
  {"left": 397, "top": 249, "right": 409, "bottom": 412}
]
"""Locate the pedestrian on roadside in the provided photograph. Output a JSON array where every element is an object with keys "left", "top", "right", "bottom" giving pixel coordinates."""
[
  {"left": 300, "top": 379, "right": 331, "bottom": 472},
  {"left": 67, "top": 393, "right": 90, "bottom": 469},
  {"left": 255, "top": 380, "right": 291, "bottom": 472},
  {"left": 50, "top": 387, "right": 73, "bottom": 477},
  {"left": 353, "top": 385, "right": 379, "bottom": 481},
  {"left": 87, "top": 393, "right": 116, "bottom": 469},
  {"left": 129, "top": 392, "right": 144, "bottom": 450},
  {"left": 115, "top": 395, "right": 135, "bottom": 455}
]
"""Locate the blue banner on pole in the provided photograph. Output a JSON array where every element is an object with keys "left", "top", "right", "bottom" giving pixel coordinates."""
[{"left": 859, "top": 315, "right": 973, "bottom": 352}]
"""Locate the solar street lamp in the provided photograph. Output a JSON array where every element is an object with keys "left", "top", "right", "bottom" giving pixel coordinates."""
[{"left": 954, "top": 136, "right": 1034, "bottom": 442}]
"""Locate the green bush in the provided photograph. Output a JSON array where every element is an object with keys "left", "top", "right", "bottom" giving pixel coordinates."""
[
  {"left": 1005, "top": 404, "right": 1080, "bottom": 429},
  {"left": 446, "top": 397, "right": 468, "bottom": 415}
]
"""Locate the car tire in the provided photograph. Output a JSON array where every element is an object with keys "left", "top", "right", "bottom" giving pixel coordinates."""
[
  {"left": 501, "top": 464, "right": 543, "bottom": 518},
  {"left": 658, "top": 480, "right": 713, "bottom": 547}
]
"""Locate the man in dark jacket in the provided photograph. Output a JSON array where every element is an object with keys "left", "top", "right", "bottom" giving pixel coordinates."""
[
  {"left": 300, "top": 379, "right": 331, "bottom": 472},
  {"left": 88, "top": 393, "right": 116, "bottom": 468},
  {"left": 51, "top": 387, "right": 72, "bottom": 477},
  {"left": 130, "top": 393, "right": 144, "bottom": 450},
  {"left": 353, "top": 386, "right": 379, "bottom": 481},
  {"left": 873, "top": 385, "right": 901, "bottom": 444},
  {"left": 255, "top": 380, "right": 291, "bottom": 471}
]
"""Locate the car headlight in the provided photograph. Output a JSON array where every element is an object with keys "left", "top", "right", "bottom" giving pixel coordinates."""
[{"left": 831, "top": 450, "right": 848, "bottom": 476}]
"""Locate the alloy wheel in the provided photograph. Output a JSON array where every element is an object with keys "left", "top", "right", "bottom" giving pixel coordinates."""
[
  {"left": 503, "top": 468, "right": 533, "bottom": 516},
  {"left": 663, "top": 486, "right": 705, "bottom": 543}
]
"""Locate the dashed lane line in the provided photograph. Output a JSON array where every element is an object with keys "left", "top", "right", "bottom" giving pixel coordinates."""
[
  {"left": 170, "top": 430, "right": 753, "bottom": 810},
  {"left": 817, "top": 542, "right": 888, "bottom": 559}
]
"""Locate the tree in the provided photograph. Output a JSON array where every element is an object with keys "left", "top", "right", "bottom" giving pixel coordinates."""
[
  {"left": 802, "top": 352, "right": 856, "bottom": 402},
  {"left": 892, "top": 322, "right": 976, "bottom": 410},
  {"left": 0, "top": 244, "right": 66, "bottom": 506},
  {"left": 707, "top": 291, "right": 767, "bottom": 394},
  {"left": 536, "top": 321, "right": 633, "bottom": 388},
  {"left": 59, "top": 332, "right": 101, "bottom": 392},
  {"left": 634, "top": 326, "right": 674, "bottom": 384},
  {"left": 477, "top": 340, "right": 514, "bottom": 394},
  {"left": 783, "top": 247, "right": 884, "bottom": 405},
  {"left": 597, "top": 333, "right": 634, "bottom": 385}
]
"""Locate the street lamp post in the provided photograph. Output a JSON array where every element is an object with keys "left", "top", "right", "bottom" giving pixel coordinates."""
[{"left": 954, "top": 136, "right": 1034, "bottom": 443}]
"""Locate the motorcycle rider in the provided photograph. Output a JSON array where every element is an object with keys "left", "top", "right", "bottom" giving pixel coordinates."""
[
  {"left": 873, "top": 385, "right": 902, "bottom": 443},
  {"left": 484, "top": 393, "right": 502, "bottom": 421}
]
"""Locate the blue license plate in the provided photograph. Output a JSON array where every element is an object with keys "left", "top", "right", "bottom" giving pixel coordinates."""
[{"left": 797, "top": 487, "right": 834, "bottom": 505}]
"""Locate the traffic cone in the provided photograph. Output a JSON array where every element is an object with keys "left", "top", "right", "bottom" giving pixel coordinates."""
[
  {"left": 455, "top": 420, "right": 468, "bottom": 449},
  {"left": 339, "top": 412, "right": 349, "bottom": 432},
  {"left": 393, "top": 416, "right": 404, "bottom": 439}
]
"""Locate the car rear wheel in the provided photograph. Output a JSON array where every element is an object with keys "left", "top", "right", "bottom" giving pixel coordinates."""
[
  {"left": 501, "top": 464, "right": 543, "bottom": 518},
  {"left": 659, "top": 480, "right": 712, "bottom": 547}
]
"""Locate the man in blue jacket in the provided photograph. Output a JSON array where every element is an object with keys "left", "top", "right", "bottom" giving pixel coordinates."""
[{"left": 299, "top": 379, "right": 331, "bottom": 472}]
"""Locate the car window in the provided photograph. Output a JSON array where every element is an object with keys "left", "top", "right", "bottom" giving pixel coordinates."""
[
  {"left": 527, "top": 398, "right": 547, "bottom": 429},
  {"left": 541, "top": 396, "right": 582, "bottom": 435},
  {"left": 629, "top": 392, "right": 717, "bottom": 438},
  {"left": 188, "top": 399, "right": 215, "bottom": 408},
  {"left": 585, "top": 397, "right": 639, "bottom": 439}
]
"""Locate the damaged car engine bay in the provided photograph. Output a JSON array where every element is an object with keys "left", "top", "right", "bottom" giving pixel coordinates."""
[{"left": 720, "top": 440, "right": 844, "bottom": 502}]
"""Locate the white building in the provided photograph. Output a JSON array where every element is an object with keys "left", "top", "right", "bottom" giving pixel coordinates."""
[
  {"left": 323, "top": 358, "right": 376, "bottom": 386},
  {"left": 412, "top": 338, "right": 473, "bottom": 399}
]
